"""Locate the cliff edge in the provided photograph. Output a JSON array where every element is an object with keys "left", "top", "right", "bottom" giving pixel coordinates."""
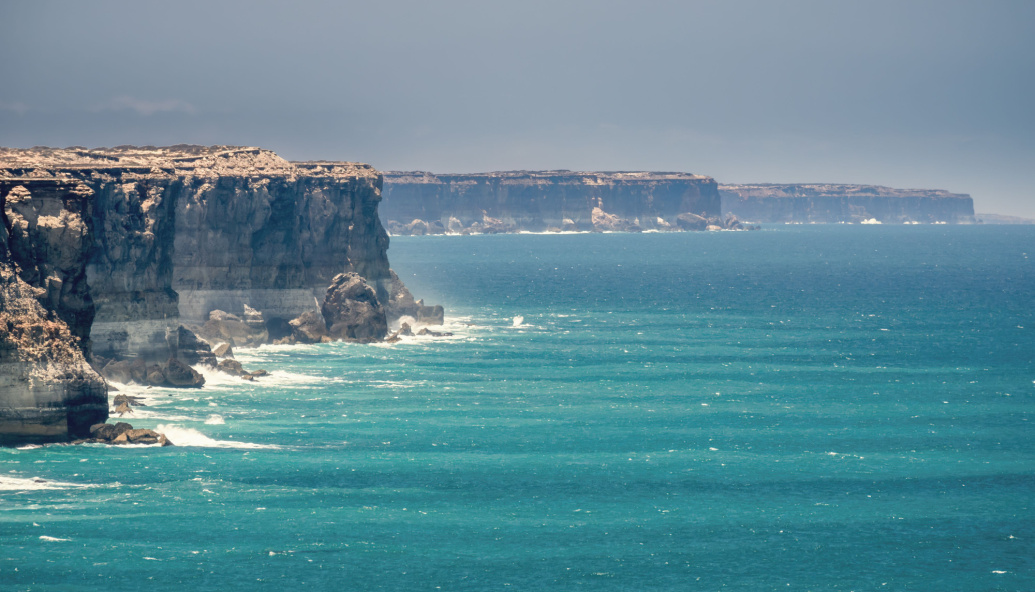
[{"left": 1, "top": 145, "right": 423, "bottom": 444}]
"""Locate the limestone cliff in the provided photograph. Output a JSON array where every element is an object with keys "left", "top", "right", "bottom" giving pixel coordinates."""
[
  {"left": 720, "top": 184, "right": 975, "bottom": 224},
  {"left": 381, "top": 170, "right": 723, "bottom": 233},
  {"left": 1, "top": 145, "right": 406, "bottom": 444},
  {"left": 1, "top": 175, "right": 107, "bottom": 444}
]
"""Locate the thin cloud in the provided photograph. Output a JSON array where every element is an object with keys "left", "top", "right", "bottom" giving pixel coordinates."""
[
  {"left": 0, "top": 101, "right": 30, "bottom": 115},
  {"left": 91, "top": 95, "right": 197, "bottom": 116}
]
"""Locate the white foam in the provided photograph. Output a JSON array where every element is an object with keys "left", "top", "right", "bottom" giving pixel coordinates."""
[
  {"left": 204, "top": 414, "right": 225, "bottom": 425},
  {"left": 512, "top": 315, "right": 525, "bottom": 327},
  {"left": 155, "top": 424, "right": 279, "bottom": 449},
  {"left": 0, "top": 476, "right": 96, "bottom": 491},
  {"left": 39, "top": 536, "right": 71, "bottom": 542}
]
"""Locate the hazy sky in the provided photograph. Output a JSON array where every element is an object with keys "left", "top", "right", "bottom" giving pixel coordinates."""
[{"left": 2, "top": 0, "right": 1033, "bottom": 216}]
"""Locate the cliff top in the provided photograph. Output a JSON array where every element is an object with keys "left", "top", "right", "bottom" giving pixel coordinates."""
[
  {"left": 386, "top": 170, "right": 713, "bottom": 183},
  {"left": 719, "top": 183, "right": 970, "bottom": 200},
  {"left": 0, "top": 145, "right": 377, "bottom": 180}
]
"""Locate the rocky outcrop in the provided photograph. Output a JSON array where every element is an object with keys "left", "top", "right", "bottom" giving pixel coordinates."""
[
  {"left": 0, "top": 263, "right": 108, "bottom": 444},
  {"left": 719, "top": 184, "right": 975, "bottom": 224},
  {"left": 381, "top": 170, "right": 722, "bottom": 234},
  {"left": 321, "top": 272, "right": 388, "bottom": 342},
  {"left": 383, "top": 269, "right": 445, "bottom": 325},
  {"left": 85, "top": 421, "right": 173, "bottom": 446}
]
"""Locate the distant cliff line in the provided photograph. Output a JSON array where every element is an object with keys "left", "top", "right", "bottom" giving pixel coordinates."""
[
  {"left": 380, "top": 172, "right": 974, "bottom": 233},
  {"left": 720, "top": 184, "right": 975, "bottom": 224},
  {"left": 380, "top": 170, "right": 742, "bottom": 234}
]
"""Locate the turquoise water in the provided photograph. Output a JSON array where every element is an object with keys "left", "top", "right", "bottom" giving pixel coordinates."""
[{"left": 2, "top": 226, "right": 1034, "bottom": 591}]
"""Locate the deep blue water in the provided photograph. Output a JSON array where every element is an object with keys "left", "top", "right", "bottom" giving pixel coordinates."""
[{"left": 2, "top": 226, "right": 1034, "bottom": 591}]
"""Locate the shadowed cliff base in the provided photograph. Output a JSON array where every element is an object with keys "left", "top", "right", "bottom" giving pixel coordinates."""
[{"left": 1, "top": 145, "right": 440, "bottom": 445}]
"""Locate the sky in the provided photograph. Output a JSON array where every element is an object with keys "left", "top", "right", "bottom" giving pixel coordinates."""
[{"left": 1, "top": 0, "right": 1033, "bottom": 217}]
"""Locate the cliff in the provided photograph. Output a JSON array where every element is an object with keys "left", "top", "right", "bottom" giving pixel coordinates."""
[
  {"left": 1, "top": 145, "right": 409, "bottom": 444},
  {"left": 381, "top": 170, "right": 726, "bottom": 233},
  {"left": 719, "top": 184, "right": 975, "bottom": 224},
  {"left": 1, "top": 176, "right": 107, "bottom": 444}
]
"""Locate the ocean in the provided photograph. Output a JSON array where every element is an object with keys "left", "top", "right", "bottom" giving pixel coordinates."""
[{"left": 2, "top": 226, "right": 1033, "bottom": 591}]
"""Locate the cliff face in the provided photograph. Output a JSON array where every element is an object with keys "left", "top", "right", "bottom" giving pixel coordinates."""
[
  {"left": 381, "top": 170, "right": 722, "bottom": 233},
  {"left": 0, "top": 145, "right": 396, "bottom": 444},
  {"left": 1, "top": 176, "right": 107, "bottom": 444},
  {"left": 720, "top": 184, "right": 975, "bottom": 224}
]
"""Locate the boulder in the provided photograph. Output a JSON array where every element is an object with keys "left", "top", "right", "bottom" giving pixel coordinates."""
[
  {"left": 288, "top": 310, "right": 329, "bottom": 344},
  {"left": 212, "top": 342, "right": 234, "bottom": 358},
  {"left": 416, "top": 301, "right": 445, "bottom": 325},
  {"left": 112, "top": 394, "right": 145, "bottom": 407},
  {"left": 197, "top": 309, "right": 268, "bottom": 348},
  {"left": 217, "top": 358, "right": 245, "bottom": 376},
  {"left": 416, "top": 327, "right": 454, "bottom": 337},
  {"left": 89, "top": 422, "right": 118, "bottom": 442},
  {"left": 321, "top": 272, "right": 388, "bottom": 341},
  {"left": 173, "top": 326, "right": 217, "bottom": 366},
  {"left": 164, "top": 357, "right": 205, "bottom": 387},
  {"left": 675, "top": 212, "right": 708, "bottom": 231},
  {"left": 146, "top": 365, "right": 166, "bottom": 386},
  {"left": 100, "top": 359, "right": 134, "bottom": 384}
]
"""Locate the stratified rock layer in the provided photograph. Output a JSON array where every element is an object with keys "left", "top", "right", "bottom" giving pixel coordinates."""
[
  {"left": 381, "top": 170, "right": 721, "bottom": 233},
  {"left": 719, "top": 184, "right": 975, "bottom": 224},
  {"left": 1, "top": 145, "right": 402, "bottom": 444}
]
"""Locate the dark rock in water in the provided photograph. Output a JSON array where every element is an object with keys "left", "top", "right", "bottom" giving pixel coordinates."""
[
  {"left": 87, "top": 421, "right": 171, "bottom": 446},
  {"left": 165, "top": 357, "right": 205, "bottom": 388},
  {"left": 114, "top": 402, "right": 132, "bottom": 416},
  {"left": 247, "top": 369, "right": 269, "bottom": 378},
  {"left": 385, "top": 269, "right": 419, "bottom": 319},
  {"left": 321, "top": 272, "right": 388, "bottom": 341},
  {"left": 288, "top": 310, "right": 329, "bottom": 344},
  {"left": 416, "top": 327, "right": 454, "bottom": 337},
  {"left": 146, "top": 365, "right": 166, "bottom": 386},
  {"left": 416, "top": 302, "right": 445, "bottom": 325},
  {"left": 385, "top": 322, "right": 414, "bottom": 343},
  {"left": 89, "top": 422, "right": 118, "bottom": 441},
  {"left": 212, "top": 342, "right": 233, "bottom": 358},
  {"left": 112, "top": 394, "right": 145, "bottom": 407},
  {"left": 676, "top": 212, "right": 708, "bottom": 231},
  {"left": 172, "top": 326, "right": 217, "bottom": 367},
  {"left": 101, "top": 359, "right": 134, "bottom": 384},
  {"left": 217, "top": 359, "right": 245, "bottom": 376}
]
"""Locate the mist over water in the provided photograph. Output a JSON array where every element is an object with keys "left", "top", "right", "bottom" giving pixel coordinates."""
[{"left": 2, "top": 226, "right": 1033, "bottom": 590}]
